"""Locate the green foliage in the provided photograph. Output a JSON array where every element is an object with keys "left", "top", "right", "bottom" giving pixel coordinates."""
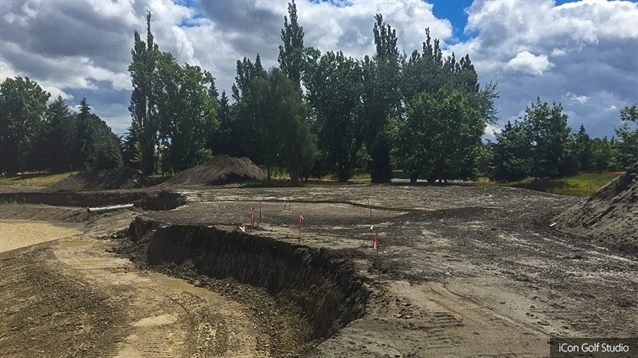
[
  {"left": 244, "top": 68, "right": 316, "bottom": 185},
  {"left": 74, "top": 98, "right": 123, "bottom": 171},
  {"left": 0, "top": 76, "right": 50, "bottom": 174},
  {"left": 487, "top": 173, "right": 620, "bottom": 197},
  {"left": 278, "top": 0, "right": 305, "bottom": 89},
  {"left": 492, "top": 98, "right": 576, "bottom": 181},
  {"left": 0, "top": 172, "right": 78, "bottom": 187},
  {"left": 572, "top": 124, "right": 593, "bottom": 171},
  {"left": 359, "top": 14, "right": 402, "bottom": 183},
  {"left": 590, "top": 137, "right": 619, "bottom": 171},
  {"left": 155, "top": 52, "right": 219, "bottom": 172},
  {"left": 524, "top": 98, "right": 574, "bottom": 178},
  {"left": 43, "top": 96, "right": 75, "bottom": 172},
  {"left": 614, "top": 104, "right": 638, "bottom": 168},
  {"left": 393, "top": 88, "right": 484, "bottom": 182},
  {"left": 127, "top": 12, "right": 160, "bottom": 175},
  {"left": 304, "top": 51, "right": 362, "bottom": 182}
]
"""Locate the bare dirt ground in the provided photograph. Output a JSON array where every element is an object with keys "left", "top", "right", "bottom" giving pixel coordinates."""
[{"left": 1, "top": 184, "right": 637, "bottom": 357}]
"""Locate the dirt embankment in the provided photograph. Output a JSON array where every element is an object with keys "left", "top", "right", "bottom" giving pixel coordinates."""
[
  {"left": 0, "top": 189, "right": 185, "bottom": 211},
  {"left": 164, "top": 154, "right": 266, "bottom": 186},
  {"left": 46, "top": 167, "right": 150, "bottom": 192},
  {"left": 126, "top": 218, "right": 371, "bottom": 341},
  {"left": 556, "top": 161, "right": 638, "bottom": 254}
]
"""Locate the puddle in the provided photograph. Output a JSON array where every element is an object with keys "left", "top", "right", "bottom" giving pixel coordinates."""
[{"left": 0, "top": 220, "right": 82, "bottom": 253}]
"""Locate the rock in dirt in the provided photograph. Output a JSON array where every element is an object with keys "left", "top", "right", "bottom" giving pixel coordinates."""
[
  {"left": 555, "top": 161, "right": 638, "bottom": 254},
  {"left": 46, "top": 167, "right": 150, "bottom": 192},
  {"left": 164, "top": 154, "right": 266, "bottom": 186}
]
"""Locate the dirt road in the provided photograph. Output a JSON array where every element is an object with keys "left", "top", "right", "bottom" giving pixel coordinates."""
[{"left": 1, "top": 185, "right": 636, "bottom": 357}]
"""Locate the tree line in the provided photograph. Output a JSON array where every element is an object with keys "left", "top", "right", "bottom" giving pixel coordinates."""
[
  {"left": 488, "top": 101, "right": 637, "bottom": 181},
  {"left": 2, "top": 1, "right": 636, "bottom": 182},
  {"left": 0, "top": 77, "right": 122, "bottom": 174},
  {"left": 124, "top": 2, "right": 498, "bottom": 184}
]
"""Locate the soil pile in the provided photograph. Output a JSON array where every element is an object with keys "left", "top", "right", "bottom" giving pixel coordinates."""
[
  {"left": 165, "top": 155, "right": 266, "bottom": 185},
  {"left": 555, "top": 161, "right": 638, "bottom": 254},
  {"left": 47, "top": 167, "right": 149, "bottom": 192}
]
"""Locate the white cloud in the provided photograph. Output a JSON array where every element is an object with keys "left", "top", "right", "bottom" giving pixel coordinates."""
[
  {"left": 565, "top": 92, "right": 590, "bottom": 105},
  {"left": 450, "top": 0, "right": 637, "bottom": 138},
  {"left": 504, "top": 51, "right": 553, "bottom": 76},
  {"left": 0, "top": 0, "right": 636, "bottom": 141}
]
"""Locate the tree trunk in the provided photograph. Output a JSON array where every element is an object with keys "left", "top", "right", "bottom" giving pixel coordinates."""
[{"left": 409, "top": 172, "right": 418, "bottom": 184}]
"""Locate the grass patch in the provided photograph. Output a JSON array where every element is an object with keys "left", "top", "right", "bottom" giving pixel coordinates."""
[
  {"left": 476, "top": 172, "right": 620, "bottom": 196},
  {"left": 0, "top": 172, "right": 78, "bottom": 187}
]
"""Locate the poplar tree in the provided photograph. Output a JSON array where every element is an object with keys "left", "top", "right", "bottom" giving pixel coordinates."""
[
  {"left": 127, "top": 12, "right": 159, "bottom": 175},
  {"left": 278, "top": 0, "right": 305, "bottom": 89}
]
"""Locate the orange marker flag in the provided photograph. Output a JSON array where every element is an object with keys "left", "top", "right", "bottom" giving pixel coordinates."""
[
  {"left": 373, "top": 235, "right": 378, "bottom": 250},
  {"left": 299, "top": 213, "right": 304, "bottom": 223}
]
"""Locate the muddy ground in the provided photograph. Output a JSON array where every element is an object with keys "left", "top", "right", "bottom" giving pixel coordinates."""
[{"left": 0, "top": 185, "right": 636, "bottom": 357}]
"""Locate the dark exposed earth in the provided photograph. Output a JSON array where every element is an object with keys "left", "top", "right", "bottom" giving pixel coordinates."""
[{"left": 0, "top": 183, "right": 636, "bottom": 357}]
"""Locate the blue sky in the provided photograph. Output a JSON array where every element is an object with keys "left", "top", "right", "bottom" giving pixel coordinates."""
[{"left": 1, "top": 0, "right": 637, "bottom": 139}]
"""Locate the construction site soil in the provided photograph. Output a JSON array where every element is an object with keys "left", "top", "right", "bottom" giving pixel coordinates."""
[{"left": 0, "top": 184, "right": 636, "bottom": 357}]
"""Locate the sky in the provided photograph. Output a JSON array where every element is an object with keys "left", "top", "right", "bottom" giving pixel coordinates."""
[{"left": 1, "top": 0, "right": 637, "bottom": 140}]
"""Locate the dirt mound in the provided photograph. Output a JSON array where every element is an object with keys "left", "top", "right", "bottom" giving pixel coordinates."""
[
  {"left": 47, "top": 167, "right": 149, "bottom": 192},
  {"left": 555, "top": 162, "right": 638, "bottom": 254},
  {"left": 165, "top": 155, "right": 266, "bottom": 186}
]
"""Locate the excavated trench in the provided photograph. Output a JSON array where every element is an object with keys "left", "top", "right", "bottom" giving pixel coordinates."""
[
  {"left": 0, "top": 190, "right": 185, "bottom": 210},
  {"left": 128, "top": 217, "right": 371, "bottom": 340}
]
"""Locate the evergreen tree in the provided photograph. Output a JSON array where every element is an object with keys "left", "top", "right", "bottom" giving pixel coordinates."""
[
  {"left": 491, "top": 120, "right": 532, "bottom": 181},
  {"left": 74, "top": 98, "right": 98, "bottom": 170},
  {"left": 44, "top": 96, "right": 75, "bottom": 172},
  {"left": 573, "top": 124, "right": 592, "bottom": 171}
]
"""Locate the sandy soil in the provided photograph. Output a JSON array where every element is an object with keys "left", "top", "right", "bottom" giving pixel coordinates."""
[
  {"left": 1, "top": 185, "right": 637, "bottom": 357},
  {"left": 0, "top": 220, "right": 82, "bottom": 253}
]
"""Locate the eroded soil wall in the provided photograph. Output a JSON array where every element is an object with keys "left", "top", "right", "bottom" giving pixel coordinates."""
[
  {"left": 0, "top": 190, "right": 185, "bottom": 211},
  {"left": 129, "top": 218, "right": 370, "bottom": 339}
]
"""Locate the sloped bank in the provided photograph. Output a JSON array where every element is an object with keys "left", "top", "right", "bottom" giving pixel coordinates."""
[
  {"left": 128, "top": 218, "right": 371, "bottom": 340},
  {"left": 0, "top": 190, "right": 185, "bottom": 211}
]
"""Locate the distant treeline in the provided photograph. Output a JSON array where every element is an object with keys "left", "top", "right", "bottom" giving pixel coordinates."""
[
  {"left": 0, "top": 77, "right": 122, "bottom": 174},
  {"left": 1, "top": 1, "right": 636, "bottom": 183}
]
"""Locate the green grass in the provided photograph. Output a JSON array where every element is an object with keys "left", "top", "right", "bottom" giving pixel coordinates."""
[
  {"left": 476, "top": 172, "right": 620, "bottom": 196},
  {"left": 0, "top": 172, "right": 78, "bottom": 187}
]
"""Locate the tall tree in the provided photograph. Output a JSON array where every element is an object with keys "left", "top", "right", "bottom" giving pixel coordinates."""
[
  {"left": 208, "top": 90, "right": 232, "bottom": 156},
  {"left": 44, "top": 96, "right": 75, "bottom": 172},
  {"left": 491, "top": 120, "right": 532, "bottom": 181},
  {"left": 359, "top": 14, "right": 401, "bottom": 183},
  {"left": 573, "top": 124, "right": 593, "bottom": 171},
  {"left": 127, "top": 11, "right": 159, "bottom": 175},
  {"left": 231, "top": 55, "right": 264, "bottom": 102},
  {"left": 393, "top": 88, "right": 484, "bottom": 183},
  {"left": 304, "top": 51, "right": 362, "bottom": 182},
  {"left": 591, "top": 137, "right": 619, "bottom": 171},
  {"left": 278, "top": 0, "right": 305, "bottom": 89},
  {"left": 523, "top": 98, "right": 573, "bottom": 178},
  {"left": 155, "top": 52, "right": 219, "bottom": 172},
  {"left": 0, "top": 76, "right": 49, "bottom": 174},
  {"left": 246, "top": 68, "right": 315, "bottom": 184},
  {"left": 74, "top": 98, "right": 98, "bottom": 170}
]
